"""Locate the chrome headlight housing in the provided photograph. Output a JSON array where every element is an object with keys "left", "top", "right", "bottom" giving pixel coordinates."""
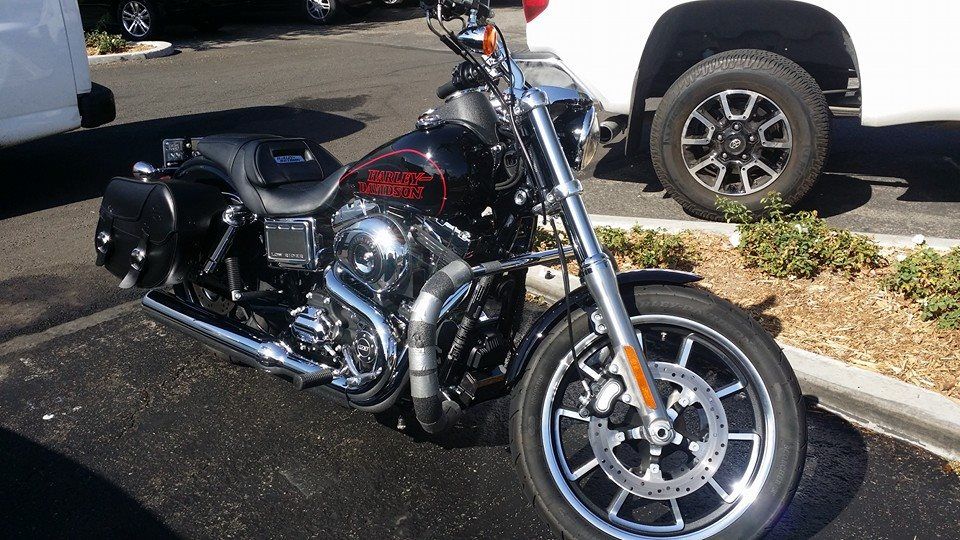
[{"left": 554, "top": 102, "right": 601, "bottom": 172}]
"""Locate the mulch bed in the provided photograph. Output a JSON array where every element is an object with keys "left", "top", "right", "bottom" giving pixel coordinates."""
[{"left": 539, "top": 231, "right": 960, "bottom": 400}]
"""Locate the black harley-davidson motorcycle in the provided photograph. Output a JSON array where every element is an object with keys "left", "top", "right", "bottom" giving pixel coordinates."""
[{"left": 93, "top": 1, "right": 806, "bottom": 537}]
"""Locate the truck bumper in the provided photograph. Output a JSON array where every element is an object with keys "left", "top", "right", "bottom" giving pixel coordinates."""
[
  {"left": 512, "top": 52, "right": 597, "bottom": 104},
  {"left": 78, "top": 82, "right": 116, "bottom": 129}
]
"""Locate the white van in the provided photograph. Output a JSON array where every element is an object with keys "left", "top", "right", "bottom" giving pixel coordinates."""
[{"left": 0, "top": 0, "right": 115, "bottom": 148}]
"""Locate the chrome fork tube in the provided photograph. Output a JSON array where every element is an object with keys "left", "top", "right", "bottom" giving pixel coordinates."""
[{"left": 520, "top": 88, "right": 673, "bottom": 441}]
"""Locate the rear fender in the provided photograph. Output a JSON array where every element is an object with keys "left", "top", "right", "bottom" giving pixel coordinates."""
[{"left": 505, "top": 269, "right": 702, "bottom": 387}]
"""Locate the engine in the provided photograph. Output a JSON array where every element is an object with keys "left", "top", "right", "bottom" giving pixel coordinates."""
[{"left": 285, "top": 199, "right": 473, "bottom": 390}]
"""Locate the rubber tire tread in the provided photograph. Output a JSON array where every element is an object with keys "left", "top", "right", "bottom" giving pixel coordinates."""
[
  {"left": 509, "top": 284, "right": 807, "bottom": 539},
  {"left": 650, "top": 49, "right": 830, "bottom": 221}
]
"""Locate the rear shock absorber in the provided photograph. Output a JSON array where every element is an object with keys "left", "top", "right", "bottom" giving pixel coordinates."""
[{"left": 224, "top": 256, "right": 244, "bottom": 301}]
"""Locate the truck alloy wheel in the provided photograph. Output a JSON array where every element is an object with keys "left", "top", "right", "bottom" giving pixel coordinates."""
[
  {"left": 651, "top": 49, "right": 830, "bottom": 221},
  {"left": 118, "top": 0, "right": 157, "bottom": 40}
]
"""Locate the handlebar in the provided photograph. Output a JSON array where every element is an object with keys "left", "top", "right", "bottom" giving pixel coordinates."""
[{"left": 436, "top": 61, "right": 484, "bottom": 99}]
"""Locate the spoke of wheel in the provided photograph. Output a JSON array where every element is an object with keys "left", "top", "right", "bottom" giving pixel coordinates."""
[
  {"left": 718, "top": 92, "right": 734, "bottom": 121},
  {"left": 676, "top": 334, "right": 695, "bottom": 367},
  {"left": 712, "top": 163, "right": 728, "bottom": 190},
  {"left": 690, "top": 110, "right": 718, "bottom": 130},
  {"left": 708, "top": 477, "right": 738, "bottom": 504},
  {"left": 688, "top": 156, "right": 717, "bottom": 174},
  {"left": 720, "top": 90, "right": 758, "bottom": 121},
  {"left": 739, "top": 164, "right": 753, "bottom": 192},
  {"left": 568, "top": 457, "right": 599, "bottom": 481},
  {"left": 669, "top": 498, "right": 685, "bottom": 528},
  {"left": 681, "top": 136, "right": 712, "bottom": 146},
  {"left": 754, "top": 159, "right": 779, "bottom": 179},
  {"left": 607, "top": 487, "right": 629, "bottom": 519},
  {"left": 556, "top": 408, "right": 588, "bottom": 422},
  {"left": 758, "top": 112, "right": 791, "bottom": 148},
  {"left": 715, "top": 380, "right": 744, "bottom": 399}
]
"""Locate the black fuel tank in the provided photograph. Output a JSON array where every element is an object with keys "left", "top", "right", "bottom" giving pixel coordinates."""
[{"left": 339, "top": 122, "right": 495, "bottom": 218}]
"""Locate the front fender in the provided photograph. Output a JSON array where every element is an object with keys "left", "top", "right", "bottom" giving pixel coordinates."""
[{"left": 505, "top": 269, "right": 701, "bottom": 387}]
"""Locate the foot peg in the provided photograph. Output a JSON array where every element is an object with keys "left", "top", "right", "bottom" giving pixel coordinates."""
[{"left": 294, "top": 368, "right": 334, "bottom": 390}]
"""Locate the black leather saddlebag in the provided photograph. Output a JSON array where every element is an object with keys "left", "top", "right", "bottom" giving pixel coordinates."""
[{"left": 94, "top": 177, "right": 225, "bottom": 289}]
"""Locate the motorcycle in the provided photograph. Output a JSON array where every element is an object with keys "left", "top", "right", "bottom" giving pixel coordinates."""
[{"left": 93, "top": 1, "right": 806, "bottom": 537}]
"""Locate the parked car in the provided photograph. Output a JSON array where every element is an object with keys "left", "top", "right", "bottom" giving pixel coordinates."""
[
  {"left": 254, "top": 0, "right": 377, "bottom": 25},
  {"left": 520, "top": 0, "right": 960, "bottom": 220},
  {"left": 0, "top": 0, "right": 115, "bottom": 148},
  {"left": 78, "top": 0, "right": 245, "bottom": 40}
]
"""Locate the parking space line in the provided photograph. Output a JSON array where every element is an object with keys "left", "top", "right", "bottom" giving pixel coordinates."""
[{"left": 0, "top": 300, "right": 141, "bottom": 357}]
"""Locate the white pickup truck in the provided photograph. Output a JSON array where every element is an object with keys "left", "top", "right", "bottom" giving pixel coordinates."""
[
  {"left": 0, "top": 0, "right": 116, "bottom": 148},
  {"left": 520, "top": 0, "right": 960, "bottom": 219}
]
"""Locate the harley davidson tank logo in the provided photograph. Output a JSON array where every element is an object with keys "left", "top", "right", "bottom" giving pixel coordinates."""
[{"left": 357, "top": 169, "right": 433, "bottom": 200}]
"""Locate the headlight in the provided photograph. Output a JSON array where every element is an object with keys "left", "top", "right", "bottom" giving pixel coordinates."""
[{"left": 554, "top": 103, "right": 601, "bottom": 172}]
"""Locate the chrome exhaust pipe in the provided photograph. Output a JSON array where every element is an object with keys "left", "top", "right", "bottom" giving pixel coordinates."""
[
  {"left": 142, "top": 290, "right": 332, "bottom": 389},
  {"left": 599, "top": 114, "right": 628, "bottom": 143}
]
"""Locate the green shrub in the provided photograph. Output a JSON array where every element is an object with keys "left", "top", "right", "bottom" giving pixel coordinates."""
[
  {"left": 85, "top": 30, "right": 128, "bottom": 55},
  {"left": 884, "top": 247, "right": 960, "bottom": 329},
  {"left": 718, "top": 193, "right": 884, "bottom": 279},
  {"left": 534, "top": 225, "right": 696, "bottom": 270}
]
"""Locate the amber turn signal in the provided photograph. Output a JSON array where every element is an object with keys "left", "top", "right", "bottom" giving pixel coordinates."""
[
  {"left": 623, "top": 345, "right": 658, "bottom": 410},
  {"left": 483, "top": 24, "right": 497, "bottom": 56}
]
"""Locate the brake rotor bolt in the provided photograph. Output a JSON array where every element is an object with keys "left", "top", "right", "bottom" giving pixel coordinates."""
[
  {"left": 649, "top": 463, "right": 661, "bottom": 474},
  {"left": 678, "top": 397, "right": 689, "bottom": 407},
  {"left": 609, "top": 363, "right": 619, "bottom": 374},
  {"left": 616, "top": 432, "right": 626, "bottom": 442},
  {"left": 579, "top": 407, "right": 590, "bottom": 418},
  {"left": 621, "top": 394, "right": 631, "bottom": 403},
  {"left": 689, "top": 441, "right": 700, "bottom": 452}
]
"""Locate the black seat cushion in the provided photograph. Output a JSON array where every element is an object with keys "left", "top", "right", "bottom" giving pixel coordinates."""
[{"left": 195, "top": 134, "right": 345, "bottom": 217}]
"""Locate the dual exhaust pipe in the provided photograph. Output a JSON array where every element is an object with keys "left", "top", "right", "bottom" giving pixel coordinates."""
[{"left": 142, "top": 290, "right": 333, "bottom": 390}]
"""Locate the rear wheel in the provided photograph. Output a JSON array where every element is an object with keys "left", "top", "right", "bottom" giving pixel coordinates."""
[
  {"left": 304, "top": 0, "right": 340, "bottom": 24},
  {"left": 117, "top": 0, "right": 160, "bottom": 40},
  {"left": 510, "top": 285, "right": 805, "bottom": 539},
  {"left": 650, "top": 49, "right": 829, "bottom": 221}
]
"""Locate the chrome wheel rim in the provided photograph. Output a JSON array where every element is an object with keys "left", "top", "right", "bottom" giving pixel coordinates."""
[
  {"left": 121, "top": 1, "right": 151, "bottom": 38},
  {"left": 680, "top": 89, "right": 792, "bottom": 196},
  {"left": 541, "top": 315, "right": 776, "bottom": 538},
  {"left": 307, "top": 0, "right": 332, "bottom": 20}
]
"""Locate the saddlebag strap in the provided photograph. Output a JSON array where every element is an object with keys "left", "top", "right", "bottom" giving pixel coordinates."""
[{"left": 118, "top": 235, "right": 149, "bottom": 289}]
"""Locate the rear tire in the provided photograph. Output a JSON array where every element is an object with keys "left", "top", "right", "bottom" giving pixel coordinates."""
[
  {"left": 650, "top": 49, "right": 829, "bottom": 221},
  {"left": 304, "top": 0, "right": 341, "bottom": 24},
  {"left": 510, "top": 284, "right": 806, "bottom": 539},
  {"left": 117, "top": 0, "right": 161, "bottom": 40}
]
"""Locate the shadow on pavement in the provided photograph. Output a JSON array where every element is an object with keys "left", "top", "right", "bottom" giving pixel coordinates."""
[
  {"left": 0, "top": 427, "right": 174, "bottom": 538},
  {"left": 769, "top": 403, "right": 868, "bottom": 538},
  {"left": 0, "top": 106, "right": 365, "bottom": 219}
]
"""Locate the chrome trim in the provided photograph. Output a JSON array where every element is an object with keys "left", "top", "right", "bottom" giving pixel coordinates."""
[
  {"left": 132, "top": 161, "right": 157, "bottom": 181},
  {"left": 471, "top": 246, "right": 575, "bottom": 277},
  {"left": 142, "top": 290, "right": 329, "bottom": 380},
  {"left": 264, "top": 217, "right": 320, "bottom": 271},
  {"left": 522, "top": 87, "right": 672, "bottom": 432},
  {"left": 325, "top": 265, "right": 399, "bottom": 380}
]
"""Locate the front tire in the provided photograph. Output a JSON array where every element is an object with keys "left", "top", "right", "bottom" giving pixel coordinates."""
[
  {"left": 650, "top": 49, "right": 830, "bottom": 221},
  {"left": 510, "top": 285, "right": 805, "bottom": 539}
]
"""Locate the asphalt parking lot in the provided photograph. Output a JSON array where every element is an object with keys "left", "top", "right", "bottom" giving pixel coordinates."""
[{"left": 1, "top": 4, "right": 959, "bottom": 538}]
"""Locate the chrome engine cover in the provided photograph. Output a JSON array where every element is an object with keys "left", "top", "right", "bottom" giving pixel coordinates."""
[{"left": 333, "top": 212, "right": 408, "bottom": 294}]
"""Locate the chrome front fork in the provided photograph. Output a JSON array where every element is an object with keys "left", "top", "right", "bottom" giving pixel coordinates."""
[{"left": 520, "top": 89, "right": 674, "bottom": 444}]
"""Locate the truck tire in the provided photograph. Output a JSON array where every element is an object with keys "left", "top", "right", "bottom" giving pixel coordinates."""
[{"left": 650, "top": 49, "right": 830, "bottom": 221}]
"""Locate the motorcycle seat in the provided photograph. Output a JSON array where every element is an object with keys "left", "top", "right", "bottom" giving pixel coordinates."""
[{"left": 194, "top": 134, "right": 346, "bottom": 217}]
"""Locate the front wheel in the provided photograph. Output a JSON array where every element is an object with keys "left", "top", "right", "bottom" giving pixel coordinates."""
[
  {"left": 650, "top": 49, "right": 830, "bottom": 221},
  {"left": 510, "top": 285, "right": 805, "bottom": 539}
]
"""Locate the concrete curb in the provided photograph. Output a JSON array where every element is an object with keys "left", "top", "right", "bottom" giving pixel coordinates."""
[
  {"left": 585, "top": 214, "right": 960, "bottom": 251},
  {"left": 525, "top": 265, "right": 960, "bottom": 461},
  {"left": 88, "top": 41, "right": 174, "bottom": 65}
]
